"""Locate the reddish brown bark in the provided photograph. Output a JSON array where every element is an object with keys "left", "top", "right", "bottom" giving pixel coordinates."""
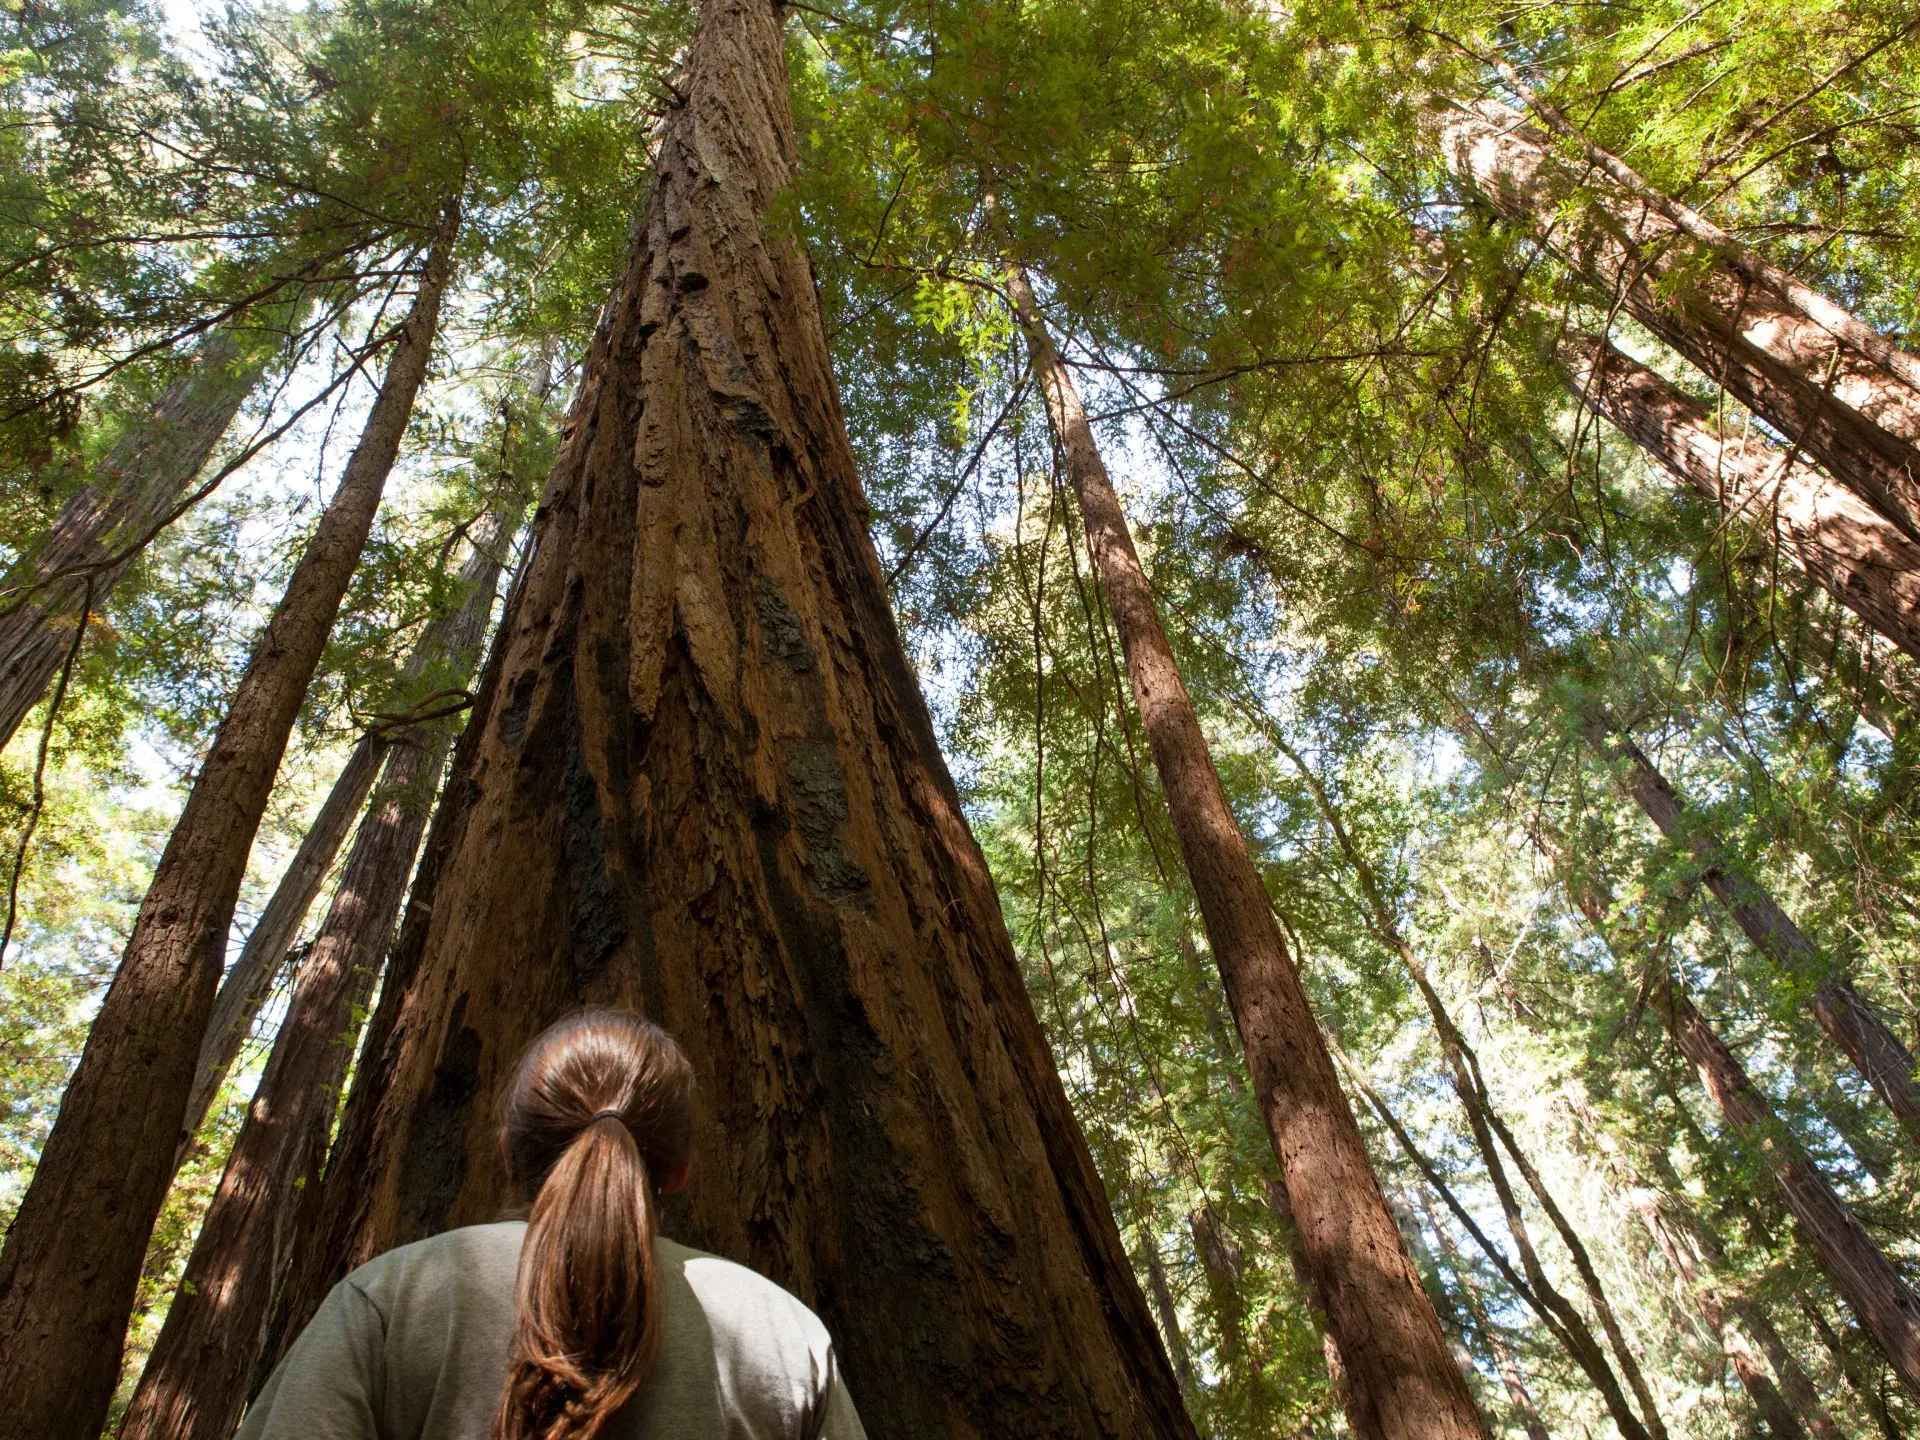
[
  {"left": 1560, "top": 332, "right": 1920, "bottom": 664},
  {"left": 263, "top": 8, "right": 1194, "bottom": 1438},
  {"left": 0, "top": 328, "right": 272, "bottom": 749},
  {"left": 1580, "top": 713, "right": 1920, "bottom": 1144},
  {"left": 1432, "top": 100, "right": 1920, "bottom": 540},
  {"left": 0, "top": 200, "right": 459, "bottom": 1440},
  {"left": 123, "top": 514, "right": 511, "bottom": 1440},
  {"left": 176, "top": 733, "right": 387, "bottom": 1154},
  {"left": 1004, "top": 266, "right": 1486, "bottom": 1440}
]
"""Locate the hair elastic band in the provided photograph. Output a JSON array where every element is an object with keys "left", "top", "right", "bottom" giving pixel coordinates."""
[{"left": 591, "top": 1108, "right": 626, "bottom": 1124}]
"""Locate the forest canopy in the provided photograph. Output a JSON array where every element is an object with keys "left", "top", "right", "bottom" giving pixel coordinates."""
[{"left": 2, "top": 0, "right": 1919, "bottom": 1437}]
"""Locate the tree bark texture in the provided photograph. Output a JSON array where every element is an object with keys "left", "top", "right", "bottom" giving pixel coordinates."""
[
  {"left": 177, "top": 733, "right": 387, "bottom": 1153},
  {"left": 1432, "top": 100, "right": 1920, "bottom": 541},
  {"left": 0, "top": 328, "right": 274, "bottom": 751},
  {"left": 0, "top": 199, "right": 459, "bottom": 1440},
  {"left": 259, "top": 9, "right": 1194, "bottom": 1439},
  {"left": 1580, "top": 713, "right": 1920, "bottom": 1143},
  {"left": 1005, "top": 267, "right": 1487, "bottom": 1440},
  {"left": 123, "top": 512, "right": 511, "bottom": 1440},
  {"left": 1560, "top": 331, "right": 1920, "bottom": 664},
  {"left": 1655, "top": 981, "right": 1920, "bottom": 1396}
]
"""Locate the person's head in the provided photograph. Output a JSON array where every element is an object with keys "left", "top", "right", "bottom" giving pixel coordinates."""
[{"left": 495, "top": 1010, "right": 694, "bottom": 1440}]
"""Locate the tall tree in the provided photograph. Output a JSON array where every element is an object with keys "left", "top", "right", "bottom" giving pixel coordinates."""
[
  {"left": 0, "top": 198, "right": 460, "bottom": 1440},
  {"left": 122, "top": 504, "right": 515, "bottom": 1440},
  {"left": 1431, "top": 97, "right": 1920, "bottom": 541},
  {"left": 1002, "top": 262, "right": 1487, "bottom": 1440},
  {"left": 1578, "top": 707, "right": 1920, "bottom": 1142},
  {"left": 264, "top": 6, "right": 1195, "bottom": 1438},
  {"left": 1557, "top": 329, "right": 1920, "bottom": 664}
]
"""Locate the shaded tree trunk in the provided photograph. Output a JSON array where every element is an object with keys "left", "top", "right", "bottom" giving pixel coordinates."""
[
  {"left": 1798, "top": 1294, "right": 1907, "bottom": 1440},
  {"left": 0, "top": 327, "right": 274, "bottom": 750},
  {"left": 1431, "top": 99, "right": 1920, "bottom": 540},
  {"left": 1004, "top": 264, "right": 1485, "bottom": 1440},
  {"left": 1419, "top": 1194, "right": 1549, "bottom": 1440},
  {"left": 1579, "top": 711, "right": 1920, "bottom": 1143},
  {"left": 176, "top": 733, "right": 386, "bottom": 1155},
  {"left": 1559, "top": 331, "right": 1920, "bottom": 664},
  {"left": 1138, "top": 1225, "right": 1199, "bottom": 1401},
  {"left": 0, "top": 199, "right": 460, "bottom": 1440},
  {"left": 263, "top": 8, "right": 1195, "bottom": 1439},
  {"left": 122, "top": 509, "right": 513, "bottom": 1440}
]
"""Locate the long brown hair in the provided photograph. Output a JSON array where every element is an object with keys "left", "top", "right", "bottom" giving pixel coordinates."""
[{"left": 495, "top": 1010, "right": 694, "bottom": 1440}]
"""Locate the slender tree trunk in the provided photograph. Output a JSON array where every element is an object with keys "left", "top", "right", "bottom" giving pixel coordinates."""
[
  {"left": 1431, "top": 99, "right": 1920, "bottom": 540},
  {"left": 1579, "top": 711, "right": 1920, "bottom": 1142},
  {"left": 263, "top": 9, "right": 1194, "bottom": 1438},
  {"left": 122, "top": 509, "right": 512, "bottom": 1440},
  {"left": 0, "top": 199, "right": 460, "bottom": 1440},
  {"left": 0, "top": 328, "right": 274, "bottom": 751},
  {"left": 1271, "top": 729, "right": 1663, "bottom": 1440},
  {"left": 1559, "top": 331, "right": 1920, "bottom": 663},
  {"left": 1798, "top": 1294, "right": 1907, "bottom": 1440},
  {"left": 1420, "top": 1195, "right": 1549, "bottom": 1440},
  {"left": 1003, "top": 265, "right": 1486, "bottom": 1440},
  {"left": 176, "top": 733, "right": 387, "bottom": 1154},
  {"left": 1188, "top": 1205, "right": 1255, "bottom": 1388},
  {"left": 1138, "top": 1226, "right": 1199, "bottom": 1400}
]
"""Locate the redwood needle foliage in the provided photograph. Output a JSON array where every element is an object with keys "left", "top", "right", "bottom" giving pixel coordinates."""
[{"left": 3, "top": 0, "right": 1920, "bottom": 1436}]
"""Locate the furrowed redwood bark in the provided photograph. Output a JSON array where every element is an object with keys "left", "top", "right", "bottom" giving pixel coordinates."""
[
  {"left": 177, "top": 733, "right": 387, "bottom": 1153},
  {"left": 1432, "top": 99, "right": 1920, "bottom": 539},
  {"left": 1525, "top": 824, "right": 1920, "bottom": 1397},
  {"left": 123, "top": 512, "right": 512, "bottom": 1440},
  {"left": 261, "top": 8, "right": 1194, "bottom": 1438},
  {"left": 0, "top": 327, "right": 271, "bottom": 749},
  {"left": 1579, "top": 712, "right": 1920, "bottom": 1143},
  {"left": 1004, "top": 265, "right": 1486, "bottom": 1440},
  {"left": 1559, "top": 331, "right": 1920, "bottom": 663},
  {"left": 0, "top": 199, "right": 459, "bottom": 1440}
]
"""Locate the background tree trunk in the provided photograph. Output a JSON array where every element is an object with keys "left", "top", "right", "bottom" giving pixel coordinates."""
[
  {"left": 176, "top": 733, "right": 387, "bottom": 1155},
  {"left": 261, "top": 9, "right": 1194, "bottom": 1439},
  {"left": 0, "top": 326, "right": 271, "bottom": 749},
  {"left": 1558, "top": 331, "right": 1920, "bottom": 663},
  {"left": 1579, "top": 711, "right": 1920, "bottom": 1141},
  {"left": 1418, "top": 1194, "right": 1548, "bottom": 1440},
  {"left": 1432, "top": 100, "right": 1920, "bottom": 540},
  {"left": 0, "top": 198, "right": 460, "bottom": 1440},
  {"left": 123, "top": 507, "right": 513, "bottom": 1440},
  {"left": 1005, "top": 265, "right": 1487, "bottom": 1440}
]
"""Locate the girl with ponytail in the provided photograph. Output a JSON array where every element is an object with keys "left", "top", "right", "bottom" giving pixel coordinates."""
[{"left": 240, "top": 1011, "right": 866, "bottom": 1440}]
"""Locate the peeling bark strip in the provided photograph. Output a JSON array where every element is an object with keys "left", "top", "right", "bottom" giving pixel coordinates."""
[
  {"left": 1004, "top": 266, "right": 1487, "bottom": 1440},
  {"left": 1560, "top": 332, "right": 1920, "bottom": 664},
  {"left": 123, "top": 513, "right": 512, "bottom": 1440},
  {"left": 0, "top": 198, "right": 461, "bottom": 1440},
  {"left": 1431, "top": 100, "right": 1920, "bottom": 540},
  {"left": 0, "top": 326, "right": 271, "bottom": 749},
  {"left": 1579, "top": 712, "right": 1920, "bottom": 1143},
  {"left": 266, "top": 8, "right": 1193, "bottom": 1438}
]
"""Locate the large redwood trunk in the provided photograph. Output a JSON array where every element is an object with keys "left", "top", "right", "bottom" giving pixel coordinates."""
[
  {"left": 122, "top": 513, "right": 512, "bottom": 1440},
  {"left": 1559, "top": 331, "right": 1920, "bottom": 663},
  {"left": 0, "top": 327, "right": 271, "bottom": 749},
  {"left": 1432, "top": 100, "right": 1920, "bottom": 540},
  {"left": 1579, "top": 712, "right": 1920, "bottom": 1143},
  {"left": 177, "top": 733, "right": 386, "bottom": 1152},
  {"left": 0, "top": 200, "right": 459, "bottom": 1440},
  {"left": 263, "top": 8, "right": 1193, "bottom": 1439},
  {"left": 1004, "top": 266, "right": 1486, "bottom": 1440}
]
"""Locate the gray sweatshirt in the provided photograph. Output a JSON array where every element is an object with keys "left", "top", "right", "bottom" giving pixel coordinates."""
[{"left": 239, "top": 1222, "right": 866, "bottom": 1440}]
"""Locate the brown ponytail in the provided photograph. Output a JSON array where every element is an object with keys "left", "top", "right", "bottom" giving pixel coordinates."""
[{"left": 495, "top": 1011, "right": 694, "bottom": 1440}]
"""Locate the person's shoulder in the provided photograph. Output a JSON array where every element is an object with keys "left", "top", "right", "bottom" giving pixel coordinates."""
[
  {"left": 657, "top": 1238, "right": 831, "bottom": 1349},
  {"left": 344, "top": 1221, "right": 526, "bottom": 1316}
]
